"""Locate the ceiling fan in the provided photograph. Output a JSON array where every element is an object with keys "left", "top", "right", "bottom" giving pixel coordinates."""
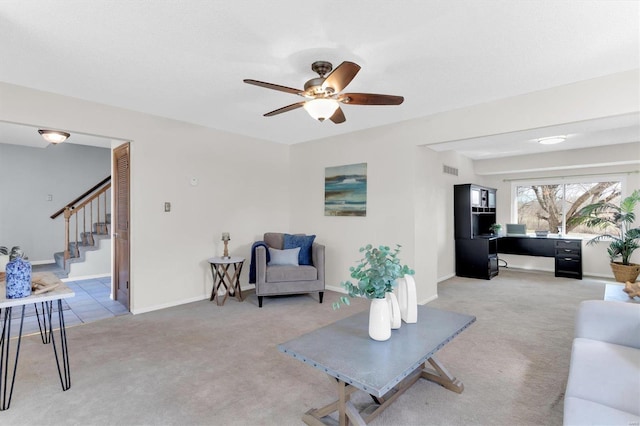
[{"left": 243, "top": 61, "right": 404, "bottom": 124}]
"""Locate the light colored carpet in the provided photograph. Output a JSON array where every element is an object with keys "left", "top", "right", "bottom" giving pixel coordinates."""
[{"left": 1, "top": 269, "right": 606, "bottom": 425}]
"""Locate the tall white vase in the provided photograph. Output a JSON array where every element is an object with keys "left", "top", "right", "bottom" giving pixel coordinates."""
[
  {"left": 387, "top": 292, "right": 401, "bottom": 329},
  {"left": 397, "top": 274, "right": 418, "bottom": 323},
  {"left": 369, "top": 297, "right": 391, "bottom": 341}
]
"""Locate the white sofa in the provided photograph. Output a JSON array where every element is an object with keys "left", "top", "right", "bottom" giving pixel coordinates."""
[{"left": 564, "top": 300, "right": 640, "bottom": 425}]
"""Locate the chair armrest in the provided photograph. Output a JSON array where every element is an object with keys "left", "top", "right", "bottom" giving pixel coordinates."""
[
  {"left": 575, "top": 300, "right": 640, "bottom": 349},
  {"left": 312, "top": 243, "right": 325, "bottom": 284},
  {"left": 255, "top": 246, "right": 267, "bottom": 285}
]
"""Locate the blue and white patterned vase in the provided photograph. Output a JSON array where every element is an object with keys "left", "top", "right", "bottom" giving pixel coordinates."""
[{"left": 6, "top": 257, "right": 32, "bottom": 299}]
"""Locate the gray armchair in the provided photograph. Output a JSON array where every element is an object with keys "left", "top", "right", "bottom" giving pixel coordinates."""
[{"left": 254, "top": 232, "right": 325, "bottom": 308}]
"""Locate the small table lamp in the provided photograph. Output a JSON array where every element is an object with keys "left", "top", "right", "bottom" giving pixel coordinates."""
[{"left": 222, "top": 232, "right": 230, "bottom": 258}]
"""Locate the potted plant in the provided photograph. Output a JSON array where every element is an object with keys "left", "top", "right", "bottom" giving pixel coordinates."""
[
  {"left": 333, "top": 244, "right": 414, "bottom": 341},
  {"left": 569, "top": 189, "right": 640, "bottom": 283},
  {"left": 489, "top": 223, "right": 502, "bottom": 236}
]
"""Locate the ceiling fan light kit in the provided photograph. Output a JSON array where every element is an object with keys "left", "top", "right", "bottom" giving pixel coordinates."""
[
  {"left": 244, "top": 60, "right": 404, "bottom": 124},
  {"left": 303, "top": 99, "right": 339, "bottom": 121},
  {"left": 38, "top": 129, "right": 70, "bottom": 144}
]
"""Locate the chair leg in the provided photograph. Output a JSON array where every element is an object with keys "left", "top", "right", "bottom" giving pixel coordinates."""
[
  {"left": 258, "top": 296, "right": 263, "bottom": 308},
  {"left": 319, "top": 291, "right": 324, "bottom": 304}
]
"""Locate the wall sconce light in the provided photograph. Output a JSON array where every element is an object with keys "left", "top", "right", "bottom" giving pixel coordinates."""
[{"left": 38, "top": 129, "right": 70, "bottom": 144}]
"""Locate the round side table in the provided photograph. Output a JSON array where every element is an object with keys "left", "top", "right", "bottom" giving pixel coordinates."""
[{"left": 207, "top": 256, "right": 245, "bottom": 306}]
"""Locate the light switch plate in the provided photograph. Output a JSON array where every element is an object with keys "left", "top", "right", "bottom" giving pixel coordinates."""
[{"left": 164, "top": 202, "right": 171, "bottom": 212}]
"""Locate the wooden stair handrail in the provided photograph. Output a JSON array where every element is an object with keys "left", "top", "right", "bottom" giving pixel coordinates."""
[
  {"left": 51, "top": 176, "right": 111, "bottom": 219},
  {"left": 70, "top": 182, "right": 111, "bottom": 212}
]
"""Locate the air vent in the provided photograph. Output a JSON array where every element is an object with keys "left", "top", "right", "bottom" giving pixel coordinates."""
[{"left": 443, "top": 164, "right": 459, "bottom": 176}]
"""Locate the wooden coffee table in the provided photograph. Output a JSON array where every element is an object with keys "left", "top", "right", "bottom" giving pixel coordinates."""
[{"left": 278, "top": 305, "right": 475, "bottom": 425}]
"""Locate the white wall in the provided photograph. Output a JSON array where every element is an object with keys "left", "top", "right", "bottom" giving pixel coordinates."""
[
  {"left": 289, "top": 125, "right": 439, "bottom": 305},
  {"left": 0, "top": 82, "right": 290, "bottom": 314},
  {"left": 0, "top": 142, "right": 110, "bottom": 261}
]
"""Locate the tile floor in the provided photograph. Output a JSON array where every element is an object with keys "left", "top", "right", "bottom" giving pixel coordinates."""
[{"left": 9, "top": 276, "right": 130, "bottom": 336}]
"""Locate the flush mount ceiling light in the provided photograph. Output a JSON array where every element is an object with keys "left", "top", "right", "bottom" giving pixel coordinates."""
[
  {"left": 538, "top": 135, "right": 566, "bottom": 145},
  {"left": 303, "top": 98, "right": 340, "bottom": 122},
  {"left": 38, "top": 129, "right": 70, "bottom": 144}
]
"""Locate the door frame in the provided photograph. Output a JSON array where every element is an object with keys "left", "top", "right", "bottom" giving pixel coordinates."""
[{"left": 113, "top": 142, "right": 131, "bottom": 311}]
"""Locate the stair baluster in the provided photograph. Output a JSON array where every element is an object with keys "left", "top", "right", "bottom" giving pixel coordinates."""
[{"left": 60, "top": 181, "right": 111, "bottom": 269}]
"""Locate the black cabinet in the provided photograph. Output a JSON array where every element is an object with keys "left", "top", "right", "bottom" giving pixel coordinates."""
[
  {"left": 454, "top": 184, "right": 497, "bottom": 239},
  {"left": 555, "top": 239, "right": 582, "bottom": 279},
  {"left": 454, "top": 184, "right": 498, "bottom": 280},
  {"left": 455, "top": 237, "right": 499, "bottom": 279}
]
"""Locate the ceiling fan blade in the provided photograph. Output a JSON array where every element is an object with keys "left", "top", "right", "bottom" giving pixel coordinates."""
[
  {"left": 339, "top": 93, "right": 404, "bottom": 105},
  {"left": 263, "top": 102, "right": 305, "bottom": 117},
  {"left": 329, "top": 107, "right": 346, "bottom": 124},
  {"left": 322, "top": 61, "right": 361, "bottom": 93},
  {"left": 243, "top": 79, "right": 303, "bottom": 95}
]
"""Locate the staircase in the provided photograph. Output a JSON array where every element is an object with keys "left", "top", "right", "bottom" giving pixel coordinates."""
[
  {"left": 54, "top": 214, "right": 111, "bottom": 277},
  {"left": 51, "top": 176, "right": 112, "bottom": 278}
]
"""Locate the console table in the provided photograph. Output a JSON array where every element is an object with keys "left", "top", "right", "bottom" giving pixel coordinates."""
[
  {"left": 278, "top": 305, "right": 476, "bottom": 425},
  {"left": 0, "top": 273, "right": 74, "bottom": 410},
  {"left": 498, "top": 236, "right": 583, "bottom": 279}
]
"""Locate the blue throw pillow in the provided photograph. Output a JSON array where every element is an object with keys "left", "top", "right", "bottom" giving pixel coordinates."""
[{"left": 283, "top": 234, "right": 316, "bottom": 265}]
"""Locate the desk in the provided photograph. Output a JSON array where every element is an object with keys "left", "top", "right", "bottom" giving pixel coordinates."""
[
  {"left": 208, "top": 257, "right": 245, "bottom": 305},
  {"left": 498, "top": 235, "right": 582, "bottom": 279},
  {"left": 279, "top": 305, "right": 475, "bottom": 425},
  {"left": 0, "top": 272, "right": 74, "bottom": 410}
]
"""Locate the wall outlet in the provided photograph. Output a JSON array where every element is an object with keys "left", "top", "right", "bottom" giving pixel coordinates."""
[{"left": 164, "top": 202, "right": 171, "bottom": 212}]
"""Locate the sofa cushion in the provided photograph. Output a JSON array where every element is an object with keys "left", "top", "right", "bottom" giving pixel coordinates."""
[
  {"left": 266, "top": 265, "right": 317, "bottom": 282},
  {"left": 267, "top": 247, "right": 300, "bottom": 266},
  {"left": 564, "top": 396, "right": 640, "bottom": 426},
  {"left": 264, "top": 233, "right": 284, "bottom": 250},
  {"left": 565, "top": 338, "right": 640, "bottom": 417},
  {"left": 284, "top": 234, "right": 316, "bottom": 265}
]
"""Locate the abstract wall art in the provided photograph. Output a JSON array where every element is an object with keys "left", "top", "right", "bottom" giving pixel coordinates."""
[{"left": 324, "top": 163, "right": 367, "bottom": 216}]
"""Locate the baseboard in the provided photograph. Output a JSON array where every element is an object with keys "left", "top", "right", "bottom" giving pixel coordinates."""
[
  {"left": 419, "top": 294, "right": 438, "bottom": 305},
  {"left": 437, "top": 273, "right": 455, "bottom": 283},
  {"left": 61, "top": 273, "right": 111, "bottom": 282},
  {"left": 132, "top": 295, "right": 207, "bottom": 315},
  {"left": 327, "top": 284, "right": 437, "bottom": 305},
  {"left": 132, "top": 285, "right": 258, "bottom": 315},
  {"left": 501, "top": 265, "right": 555, "bottom": 274},
  {"left": 582, "top": 272, "right": 614, "bottom": 280},
  {"left": 326, "top": 284, "right": 345, "bottom": 294},
  {"left": 30, "top": 259, "right": 55, "bottom": 265}
]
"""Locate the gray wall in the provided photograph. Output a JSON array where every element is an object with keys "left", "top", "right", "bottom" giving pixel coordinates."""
[{"left": 0, "top": 142, "right": 110, "bottom": 262}]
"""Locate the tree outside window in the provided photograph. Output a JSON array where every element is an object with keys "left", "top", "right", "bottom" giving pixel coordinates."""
[{"left": 515, "top": 181, "right": 621, "bottom": 236}]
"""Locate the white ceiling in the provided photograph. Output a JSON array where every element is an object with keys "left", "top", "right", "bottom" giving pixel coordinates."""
[{"left": 0, "top": 1, "right": 638, "bottom": 157}]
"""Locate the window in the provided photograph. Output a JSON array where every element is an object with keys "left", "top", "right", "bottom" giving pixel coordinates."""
[{"left": 513, "top": 180, "right": 622, "bottom": 236}]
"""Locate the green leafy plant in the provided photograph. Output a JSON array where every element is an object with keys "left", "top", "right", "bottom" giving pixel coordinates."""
[
  {"left": 569, "top": 189, "right": 640, "bottom": 265},
  {"left": 489, "top": 223, "right": 502, "bottom": 235},
  {"left": 333, "top": 244, "right": 414, "bottom": 309},
  {"left": 0, "top": 246, "right": 28, "bottom": 261}
]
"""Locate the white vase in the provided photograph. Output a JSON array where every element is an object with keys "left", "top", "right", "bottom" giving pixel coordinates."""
[
  {"left": 369, "top": 297, "right": 391, "bottom": 341},
  {"left": 397, "top": 274, "right": 417, "bottom": 323},
  {"left": 387, "top": 292, "right": 401, "bottom": 329}
]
